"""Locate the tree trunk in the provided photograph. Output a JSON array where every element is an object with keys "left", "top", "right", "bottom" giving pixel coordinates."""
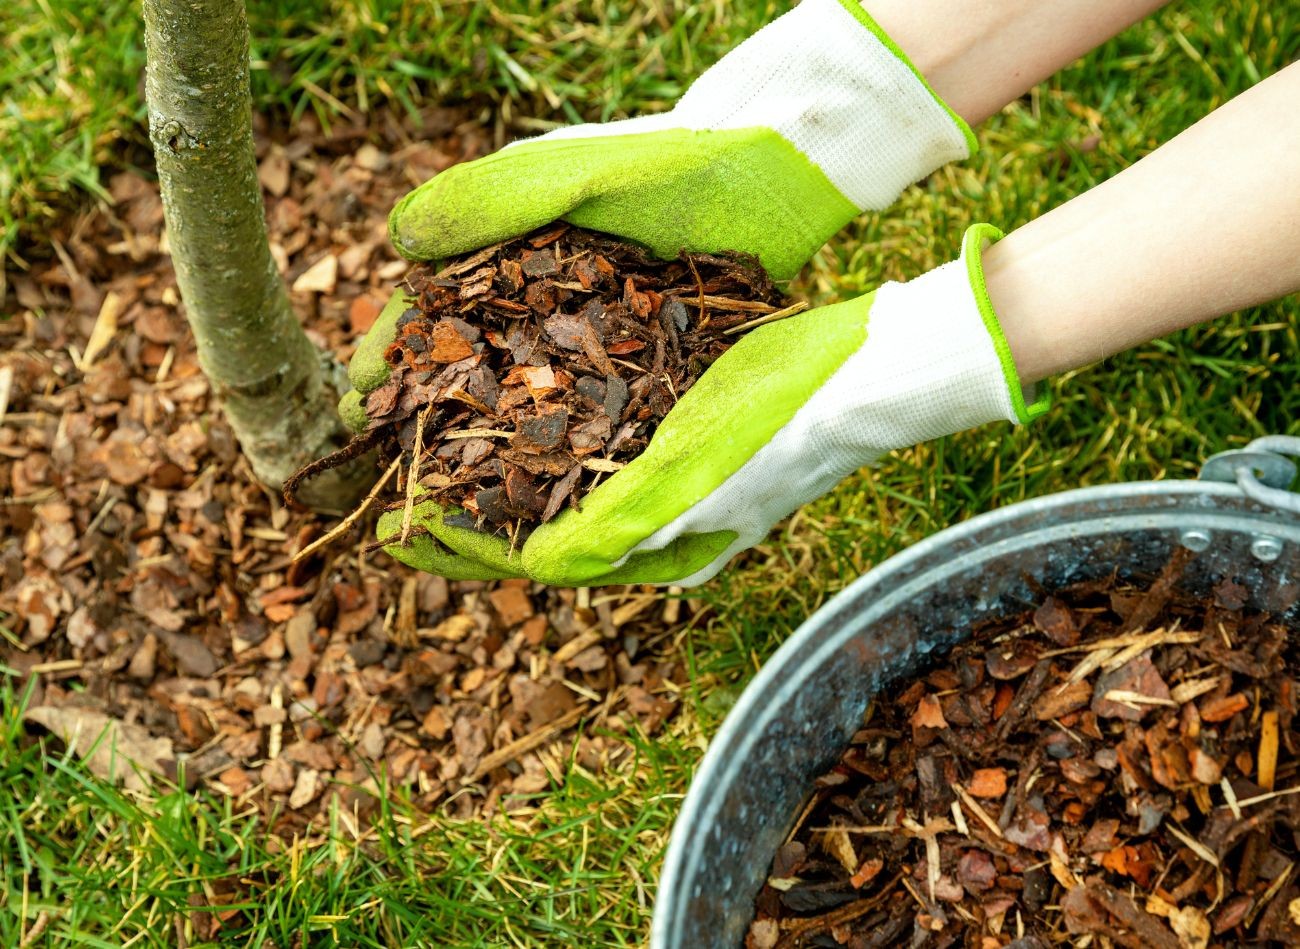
[{"left": 142, "top": 0, "right": 367, "bottom": 511}]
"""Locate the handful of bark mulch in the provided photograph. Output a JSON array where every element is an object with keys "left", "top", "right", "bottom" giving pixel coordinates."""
[
  {"left": 750, "top": 554, "right": 1300, "bottom": 949},
  {"left": 360, "top": 223, "right": 785, "bottom": 537}
]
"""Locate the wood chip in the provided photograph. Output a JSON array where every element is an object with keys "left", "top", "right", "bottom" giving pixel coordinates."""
[
  {"left": 79, "top": 290, "right": 124, "bottom": 369},
  {"left": 292, "top": 253, "right": 337, "bottom": 294}
]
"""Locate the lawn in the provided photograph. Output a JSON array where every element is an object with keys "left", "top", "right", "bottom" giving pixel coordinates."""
[{"left": 3, "top": 1, "right": 1299, "bottom": 946}]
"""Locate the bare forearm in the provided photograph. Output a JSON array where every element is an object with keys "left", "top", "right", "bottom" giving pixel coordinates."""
[
  {"left": 984, "top": 61, "right": 1300, "bottom": 384},
  {"left": 865, "top": 0, "right": 1171, "bottom": 125}
]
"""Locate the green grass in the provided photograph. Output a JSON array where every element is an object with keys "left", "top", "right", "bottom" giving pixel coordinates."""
[
  {"left": 1, "top": 0, "right": 785, "bottom": 272},
  {"left": 4, "top": 0, "right": 1300, "bottom": 946},
  {"left": 2, "top": 663, "right": 703, "bottom": 947}
]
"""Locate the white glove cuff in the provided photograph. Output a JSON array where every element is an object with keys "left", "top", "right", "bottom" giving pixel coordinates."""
[
  {"left": 532, "top": 0, "right": 974, "bottom": 212},
  {"left": 674, "top": 0, "right": 975, "bottom": 209},
  {"left": 814, "top": 224, "right": 1045, "bottom": 455},
  {"left": 627, "top": 224, "right": 1047, "bottom": 586}
]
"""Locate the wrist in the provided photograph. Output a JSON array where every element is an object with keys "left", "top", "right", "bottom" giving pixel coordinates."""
[
  {"left": 862, "top": 0, "right": 1172, "bottom": 126},
  {"left": 840, "top": 225, "right": 1047, "bottom": 448},
  {"left": 830, "top": 0, "right": 976, "bottom": 153},
  {"left": 981, "top": 223, "right": 1106, "bottom": 387},
  {"left": 860, "top": 0, "right": 1017, "bottom": 126}
]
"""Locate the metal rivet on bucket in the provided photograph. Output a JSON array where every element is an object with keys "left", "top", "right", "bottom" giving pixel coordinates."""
[{"left": 1251, "top": 535, "right": 1283, "bottom": 562}]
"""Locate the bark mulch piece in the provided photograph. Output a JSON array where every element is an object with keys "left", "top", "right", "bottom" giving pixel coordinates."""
[
  {"left": 749, "top": 555, "right": 1300, "bottom": 948},
  {"left": 360, "top": 223, "right": 786, "bottom": 540},
  {"left": 1, "top": 109, "right": 695, "bottom": 843}
]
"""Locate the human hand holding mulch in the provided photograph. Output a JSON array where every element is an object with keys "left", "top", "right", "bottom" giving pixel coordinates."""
[
  {"left": 297, "top": 0, "right": 1051, "bottom": 586},
  {"left": 330, "top": 219, "right": 1043, "bottom": 587}
]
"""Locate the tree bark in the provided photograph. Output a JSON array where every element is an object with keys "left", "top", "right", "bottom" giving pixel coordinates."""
[{"left": 143, "top": 0, "right": 367, "bottom": 511}]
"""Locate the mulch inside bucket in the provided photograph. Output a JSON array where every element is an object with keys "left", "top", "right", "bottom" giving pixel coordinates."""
[{"left": 748, "top": 550, "right": 1300, "bottom": 948}]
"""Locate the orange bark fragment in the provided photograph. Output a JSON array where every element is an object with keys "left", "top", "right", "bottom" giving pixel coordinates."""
[
  {"left": 910, "top": 694, "right": 948, "bottom": 730},
  {"left": 967, "top": 768, "right": 1008, "bottom": 799},
  {"left": 1200, "top": 693, "right": 1249, "bottom": 723}
]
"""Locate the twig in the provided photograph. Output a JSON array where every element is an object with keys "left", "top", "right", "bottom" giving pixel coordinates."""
[
  {"left": 19, "top": 910, "right": 50, "bottom": 948},
  {"left": 951, "top": 782, "right": 1004, "bottom": 838},
  {"left": 996, "top": 659, "right": 1052, "bottom": 740},
  {"left": 400, "top": 406, "right": 431, "bottom": 545},
  {"left": 440, "top": 428, "right": 513, "bottom": 440},
  {"left": 364, "top": 525, "right": 431, "bottom": 553},
  {"left": 1042, "top": 629, "right": 1201, "bottom": 659},
  {"left": 808, "top": 824, "right": 896, "bottom": 835},
  {"left": 300, "top": 78, "right": 362, "bottom": 122},
  {"left": 1245, "top": 862, "right": 1294, "bottom": 928},
  {"left": 1061, "top": 647, "right": 1118, "bottom": 685},
  {"left": 902, "top": 815, "right": 944, "bottom": 902},
  {"left": 1170, "top": 676, "right": 1223, "bottom": 704},
  {"left": 282, "top": 427, "right": 382, "bottom": 510},
  {"left": 951, "top": 800, "right": 970, "bottom": 837},
  {"left": 694, "top": 294, "right": 778, "bottom": 314},
  {"left": 1221, "top": 777, "right": 1242, "bottom": 820},
  {"left": 685, "top": 255, "right": 707, "bottom": 328},
  {"left": 723, "top": 300, "right": 809, "bottom": 336},
  {"left": 28, "top": 659, "right": 83, "bottom": 675},
  {"left": 1233, "top": 784, "right": 1300, "bottom": 808},
  {"left": 460, "top": 704, "right": 589, "bottom": 786},
  {"left": 78, "top": 290, "right": 124, "bottom": 370},
  {"left": 291, "top": 455, "right": 401, "bottom": 563},
  {"left": 1257, "top": 710, "right": 1279, "bottom": 791},
  {"left": 1167, "top": 824, "right": 1219, "bottom": 867},
  {"left": 551, "top": 629, "right": 603, "bottom": 666},
  {"left": 1102, "top": 689, "right": 1179, "bottom": 710},
  {"left": 1, "top": 488, "right": 58, "bottom": 506},
  {"left": 774, "top": 874, "right": 903, "bottom": 947}
]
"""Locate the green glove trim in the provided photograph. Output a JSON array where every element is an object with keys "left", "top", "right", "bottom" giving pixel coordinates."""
[
  {"left": 337, "top": 388, "right": 368, "bottom": 434},
  {"left": 377, "top": 498, "right": 526, "bottom": 580},
  {"left": 388, "top": 127, "right": 858, "bottom": 281},
  {"left": 582, "top": 529, "right": 739, "bottom": 586},
  {"left": 962, "top": 223, "right": 1051, "bottom": 424},
  {"left": 349, "top": 291, "right": 413, "bottom": 394},
  {"left": 520, "top": 293, "right": 875, "bottom": 585},
  {"left": 832, "top": 0, "right": 978, "bottom": 159}
]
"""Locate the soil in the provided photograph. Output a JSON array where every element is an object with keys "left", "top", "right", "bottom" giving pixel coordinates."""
[
  {"left": 748, "top": 554, "right": 1300, "bottom": 948},
  {"left": 353, "top": 224, "right": 783, "bottom": 541},
  {"left": 0, "top": 107, "right": 695, "bottom": 832}
]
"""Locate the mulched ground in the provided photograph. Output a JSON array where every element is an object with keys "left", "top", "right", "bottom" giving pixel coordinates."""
[
  {"left": 748, "top": 554, "right": 1300, "bottom": 948},
  {"left": 0, "top": 107, "right": 693, "bottom": 829}
]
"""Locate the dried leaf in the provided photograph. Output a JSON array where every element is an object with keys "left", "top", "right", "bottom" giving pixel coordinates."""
[{"left": 24, "top": 706, "right": 173, "bottom": 791}]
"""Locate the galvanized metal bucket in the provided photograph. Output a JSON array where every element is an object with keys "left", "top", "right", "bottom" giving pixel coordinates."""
[{"left": 652, "top": 436, "right": 1300, "bottom": 949}]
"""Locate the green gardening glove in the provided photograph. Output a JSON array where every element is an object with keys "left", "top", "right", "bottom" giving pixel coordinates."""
[
  {"left": 380, "top": 226, "right": 1048, "bottom": 587},
  {"left": 387, "top": 0, "right": 973, "bottom": 281}
]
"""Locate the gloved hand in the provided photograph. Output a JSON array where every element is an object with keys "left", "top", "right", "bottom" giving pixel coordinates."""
[
  {"left": 346, "top": 0, "right": 989, "bottom": 584},
  {"left": 373, "top": 225, "right": 1049, "bottom": 587},
  {"left": 387, "top": 0, "right": 974, "bottom": 281},
  {"left": 339, "top": 0, "right": 976, "bottom": 428}
]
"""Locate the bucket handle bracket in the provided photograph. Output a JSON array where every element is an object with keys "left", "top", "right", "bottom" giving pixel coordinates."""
[{"left": 1200, "top": 435, "right": 1300, "bottom": 516}]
